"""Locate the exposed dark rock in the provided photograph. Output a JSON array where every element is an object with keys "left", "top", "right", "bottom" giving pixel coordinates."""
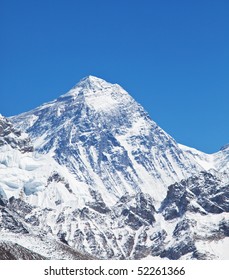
[
  {"left": 25, "top": 215, "right": 40, "bottom": 226},
  {"left": 150, "top": 230, "right": 167, "bottom": 256},
  {"left": 160, "top": 172, "right": 229, "bottom": 219},
  {"left": 8, "top": 196, "right": 33, "bottom": 216},
  {"left": 0, "top": 241, "right": 47, "bottom": 260},
  {"left": 163, "top": 203, "right": 180, "bottom": 220},
  {"left": 160, "top": 181, "right": 189, "bottom": 220},
  {"left": 0, "top": 198, "right": 7, "bottom": 207},
  {"left": 56, "top": 212, "right": 65, "bottom": 223},
  {"left": 161, "top": 237, "right": 196, "bottom": 260},
  {"left": 133, "top": 245, "right": 151, "bottom": 259},
  {"left": 86, "top": 189, "right": 110, "bottom": 214},
  {"left": 0, "top": 208, "right": 29, "bottom": 234},
  {"left": 57, "top": 232, "right": 69, "bottom": 245},
  {"left": 123, "top": 235, "right": 135, "bottom": 257},
  {"left": 132, "top": 192, "right": 156, "bottom": 224},
  {"left": 219, "top": 219, "right": 229, "bottom": 236},
  {"left": 124, "top": 211, "right": 143, "bottom": 230},
  {"left": 0, "top": 116, "right": 33, "bottom": 153},
  {"left": 173, "top": 219, "right": 196, "bottom": 238},
  {"left": 47, "top": 172, "right": 73, "bottom": 193},
  {"left": 192, "top": 250, "right": 215, "bottom": 260}
]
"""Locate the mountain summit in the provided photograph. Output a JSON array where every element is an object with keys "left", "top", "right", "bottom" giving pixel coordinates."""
[
  {"left": 64, "top": 75, "right": 116, "bottom": 96},
  {"left": 11, "top": 76, "right": 204, "bottom": 204},
  {"left": 73, "top": 75, "right": 115, "bottom": 89}
]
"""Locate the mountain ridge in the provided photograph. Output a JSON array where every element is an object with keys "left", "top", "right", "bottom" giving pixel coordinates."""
[{"left": 10, "top": 76, "right": 208, "bottom": 204}]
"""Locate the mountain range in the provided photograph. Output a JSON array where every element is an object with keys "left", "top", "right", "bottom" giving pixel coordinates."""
[{"left": 0, "top": 76, "right": 228, "bottom": 259}]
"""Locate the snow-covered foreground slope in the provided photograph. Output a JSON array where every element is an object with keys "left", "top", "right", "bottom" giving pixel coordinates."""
[
  {"left": 0, "top": 76, "right": 228, "bottom": 259},
  {"left": 1, "top": 170, "right": 228, "bottom": 260}
]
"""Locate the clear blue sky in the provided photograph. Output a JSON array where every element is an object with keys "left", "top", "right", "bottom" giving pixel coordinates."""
[{"left": 1, "top": 0, "right": 228, "bottom": 153}]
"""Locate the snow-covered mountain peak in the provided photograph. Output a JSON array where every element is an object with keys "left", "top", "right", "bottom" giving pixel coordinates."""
[
  {"left": 63, "top": 75, "right": 126, "bottom": 98},
  {"left": 55, "top": 76, "right": 134, "bottom": 116},
  {"left": 76, "top": 75, "right": 110, "bottom": 88},
  {"left": 10, "top": 76, "right": 208, "bottom": 205},
  {"left": 2, "top": 75, "right": 229, "bottom": 260},
  {"left": 75, "top": 75, "right": 123, "bottom": 91}
]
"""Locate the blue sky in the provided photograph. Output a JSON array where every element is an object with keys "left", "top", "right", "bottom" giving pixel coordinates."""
[{"left": 1, "top": 0, "right": 228, "bottom": 153}]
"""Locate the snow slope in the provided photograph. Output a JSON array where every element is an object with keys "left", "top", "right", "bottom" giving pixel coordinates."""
[{"left": 179, "top": 143, "right": 229, "bottom": 173}]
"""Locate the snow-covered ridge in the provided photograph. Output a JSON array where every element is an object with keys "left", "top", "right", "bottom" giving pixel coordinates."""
[
  {"left": 178, "top": 144, "right": 215, "bottom": 171},
  {"left": 178, "top": 143, "right": 229, "bottom": 174},
  {"left": 59, "top": 75, "right": 134, "bottom": 113}
]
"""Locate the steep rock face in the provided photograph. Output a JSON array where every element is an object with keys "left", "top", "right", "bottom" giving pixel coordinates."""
[
  {"left": 160, "top": 171, "right": 229, "bottom": 219},
  {"left": 11, "top": 76, "right": 204, "bottom": 204},
  {"left": 0, "top": 115, "right": 33, "bottom": 153}
]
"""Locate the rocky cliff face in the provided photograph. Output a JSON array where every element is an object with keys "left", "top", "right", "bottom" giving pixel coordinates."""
[{"left": 0, "top": 115, "right": 33, "bottom": 153}]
